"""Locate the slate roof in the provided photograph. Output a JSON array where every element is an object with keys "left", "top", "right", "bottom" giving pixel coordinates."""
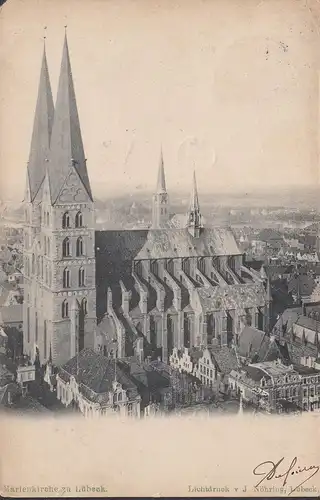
[
  {"left": 258, "top": 338, "right": 290, "bottom": 364},
  {"left": 119, "top": 358, "right": 170, "bottom": 391},
  {"left": 288, "top": 274, "right": 316, "bottom": 296},
  {"left": 285, "top": 339, "right": 317, "bottom": 365},
  {"left": 197, "top": 283, "right": 266, "bottom": 312},
  {"left": 272, "top": 307, "right": 301, "bottom": 336},
  {"left": 265, "top": 265, "right": 294, "bottom": 280},
  {"left": 0, "top": 305, "right": 23, "bottom": 324},
  {"left": 208, "top": 346, "right": 238, "bottom": 375},
  {"left": 258, "top": 229, "right": 283, "bottom": 242},
  {"left": 27, "top": 46, "right": 54, "bottom": 201},
  {"left": 293, "top": 364, "right": 319, "bottom": 375},
  {"left": 95, "top": 226, "right": 241, "bottom": 263},
  {"left": 304, "top": 303, "right": 320, "bottom": 318},
  {"left": 237, "top": 326, "right": 266, "bottom": 358},
  {"left": 293, "top": 316, "right": 320, "bottom": 343},
  {"left": 246, "top": 260, "right": 264, "bottom": 272},
  {"left": 48, "top": 35, "right": 92, "bottom": 203},
  {"left": 7, "top": 395, "right": 51, "bottom": 414},
  {"left": 59, "top": 348, "right": 139, "bottom": 402},
  {"left": 242, "top": 365, "right": 269, "bottom": 382}
]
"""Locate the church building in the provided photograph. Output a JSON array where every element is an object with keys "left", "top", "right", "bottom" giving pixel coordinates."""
[{"left": 23, "top": 35, "right": 271, "bottom": 368}]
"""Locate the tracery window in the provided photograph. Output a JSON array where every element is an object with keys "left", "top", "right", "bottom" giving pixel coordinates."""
[
  {"left": 75, "top": 211, "right": 83, "bottom": 228},
  {"left": 62, "top": 299, "right": 69, "bottom": 318},
  {"left": 76, "top": 237, "right": 84, "bottom": 256},
  {"left": 62, "top": 237, "right": 71, "bottom": 257},
  {"left": 62, "top": 212, "right": 70, "bottom": 228},
  {"left": 63, "top": 268, "right": 71, "bottom": 288},
  {"left": 78, "top": 267, "right": 85, "bottom": 287}
]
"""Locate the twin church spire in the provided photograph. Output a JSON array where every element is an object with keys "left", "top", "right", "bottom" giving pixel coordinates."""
[
  {"left": 27, "top": 44, "right": 54, "bottom": 202},
  {"left": 28, "top": 33, "right": 202, "bottom": 234},
  {"left": 26, "top": 33, "right": 92, "bottom": 205},
  {"left": 152, "top": 151, "right": 203, "bottom": 236}
]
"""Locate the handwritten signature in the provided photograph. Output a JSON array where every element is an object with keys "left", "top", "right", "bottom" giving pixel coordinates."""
[{"left": 253, "top": 457, "right": 319, "bottom": 495}]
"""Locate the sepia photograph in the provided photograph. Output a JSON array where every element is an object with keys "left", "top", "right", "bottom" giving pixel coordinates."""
[{"left": 1, "top": 0, "right": 320, "bottom": 496}]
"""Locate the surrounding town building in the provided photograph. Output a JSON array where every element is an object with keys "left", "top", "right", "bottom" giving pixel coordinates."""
[
  {"left": 229, "top": 359, "right": 320, "bottom": 412},
  {"left": 56, "top": 348, "right": 141, "bottom": 417}
]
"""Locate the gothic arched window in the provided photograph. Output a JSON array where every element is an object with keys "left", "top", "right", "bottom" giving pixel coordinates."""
[
  {"left": 76, "top": 237, "right": 84, "bottom": 256},
  {"left": 82, "top": 298, "right": 88, "bottom": 315},
  {"left": 78, "top": 267, "right": 85, "bottom": 287},
  {"left": 75, "top": 211, "right": 83, "bottom": 228},
  {"left": 47, "top": 237, "right": 51, "bottom": 256},
  {"left": 62, "top": 212, "right": 70, "bottom": 229},
  {"left": 63, "top": 268, "right": 71, "bottom": 288},
  {"left": 62, "top": 237, "right": 71, "bottom": 257},
  {"left": 207, "top": 314, "right": 215, "bottom": 336},
  {"left": 62, "top": 299, "right": 69, "bottom": 318}
]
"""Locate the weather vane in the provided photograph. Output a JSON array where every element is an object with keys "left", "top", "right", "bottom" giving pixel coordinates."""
[{"left": 43, "top": 26, "right": 47, "bottom": 44}]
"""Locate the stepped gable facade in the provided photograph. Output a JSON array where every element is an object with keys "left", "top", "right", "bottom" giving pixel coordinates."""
[{"left": 23, "top": 36, "right": 271, "bottom": 367}]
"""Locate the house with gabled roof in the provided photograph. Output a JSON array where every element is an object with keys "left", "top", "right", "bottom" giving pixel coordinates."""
[{"left": 56, "top": 348, "right": 141, "bottom": 418}]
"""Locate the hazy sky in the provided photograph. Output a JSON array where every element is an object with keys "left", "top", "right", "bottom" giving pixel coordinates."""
[{"left": 0, "top": 0, "right": 320, "bottom": 201}]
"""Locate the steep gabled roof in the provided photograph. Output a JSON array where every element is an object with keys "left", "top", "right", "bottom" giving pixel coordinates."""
[
  {"left": 209, "top": 346, "right": 238, "bottom": 375},
  {"left": 48, "top": 34, "right": 92, "bottom": 204},
  {"left": 59, "top": 348, "right": 139, "bottom": 400},
  {"left": 27, "top": 45, "right": 54, "bottom": 201},
  {"left": 238, "top": 326, "right": 266, "bottom": 358}
]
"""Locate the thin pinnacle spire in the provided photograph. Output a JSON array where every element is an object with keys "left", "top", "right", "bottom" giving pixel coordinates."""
[
  {"left": 189, "top": 169, "right": 200, "bottom": 212},
  {"left": 43, "top": 26, "right": 47, "bottom": 50},
  {"left": 156, "top": 147, "right": 166, "bottom": 193},
  {"left": 187, "top": 168, "right": 202, "bottom": 236}
]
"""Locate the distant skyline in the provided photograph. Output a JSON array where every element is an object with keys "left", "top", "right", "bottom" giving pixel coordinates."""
[{"left": 0, "top": 0, "right": 320, "bottom": 201}]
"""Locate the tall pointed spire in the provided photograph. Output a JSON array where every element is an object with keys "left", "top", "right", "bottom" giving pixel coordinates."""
[
  {"left": 27, "top": 43, "right": 54, "bottom": 201},
  {"left": 152, "top": 147, "right": 169, "bottom": 228},
  {"left": 187, "top": 169, "right": 203, "bottom": 237},
  {"left": 156, "top": 147, "right": 166, "bottom": 193},
  {"left": 189, "top": 170, "right": 200, "bottom": 213},
  {"left": 48, "top": 33, "right": 93, "bottom": 203}
]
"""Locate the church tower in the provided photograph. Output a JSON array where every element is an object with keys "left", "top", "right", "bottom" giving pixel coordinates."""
[
  {"left": 186, "top": 170, "right": 203, "bottom": 238},
  {"left": 152, "top": 148, "right": 169, "bottom": 228},
  {"left": 23, "top": 43, "right": 54, "bottom": 364},
  {"left": 23, "top": 34, "right": 97, "bottom": 367}
]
